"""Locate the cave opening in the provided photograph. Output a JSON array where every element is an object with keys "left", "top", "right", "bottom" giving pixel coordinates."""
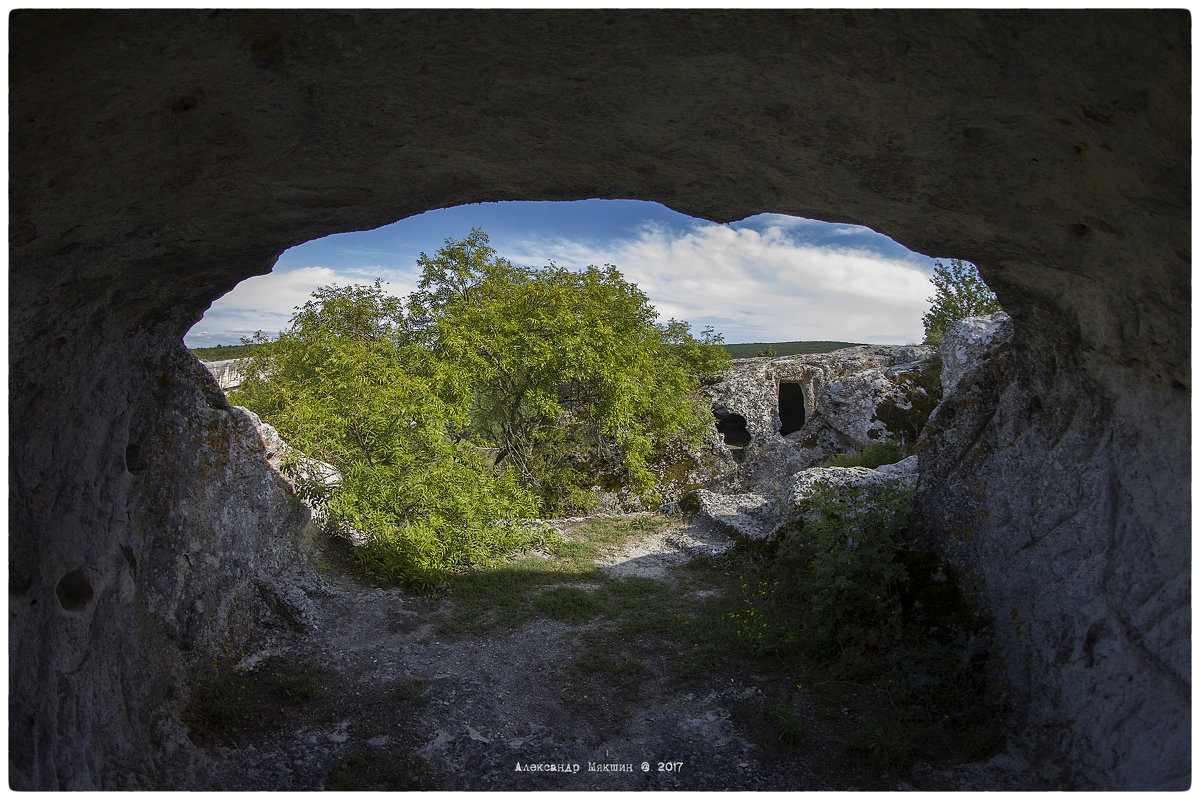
[
  {"left": 778, "top": 382, "right": 806, "bottom": 436},
  {"left": 712, "top": 405, "right": 750, "bottom": 462},
  {"left": 11, "top": 10, "right": 1189, "bottom": 789}
]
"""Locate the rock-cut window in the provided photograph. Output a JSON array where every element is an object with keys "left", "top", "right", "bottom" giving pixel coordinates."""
[{"left": 778, "top": 382, "right": 805, "bottom": 435}]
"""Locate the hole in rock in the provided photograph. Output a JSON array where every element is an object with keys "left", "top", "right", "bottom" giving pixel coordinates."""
[
  {"left": 713, "top": 405, "right": 750, "bottom": 462},
  {"left": 174, "top": 199, "right": 993, "bottom": 787},
  {"left": 778, "top": 382, "right": 806, "bottom": 435},
  {"left": 125, "top": 442, "right": 147, "bottom": 472},
  {"left": 55, "top": 569, "right": 94, "bottom": 612}
]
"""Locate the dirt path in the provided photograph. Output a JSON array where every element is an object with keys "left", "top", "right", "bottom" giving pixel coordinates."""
[{"left": 177, "top": 514, "right": 1023, "bottom": 790}]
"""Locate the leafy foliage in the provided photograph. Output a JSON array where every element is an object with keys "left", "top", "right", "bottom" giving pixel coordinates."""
[
  {"left": 726, "top": 482, "right": 913, "bottom": 657},
  {"left": 230, "top": 281, "right": 545, "bottom": 589},
  {"left": 921, "top": 258, "right": 1002, "bottom": 346},
  {"left": 407, "top": 229, "right": 729, "bottom": 513},
  {"left": 231, "top": 231, "right": 729, "bottom": 585},
  {"left": 778, "top": 483, "right": 912, "bottom": 635},
  {"left": 711, "top": 481, "right": 1000, "bottom": 769}
]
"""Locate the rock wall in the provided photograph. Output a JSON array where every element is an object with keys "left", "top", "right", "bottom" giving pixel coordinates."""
[
  {"left": 705, "top": 346, "right": 938, "bottom": 491},
  {"left": 9, "top": 10, "right": 1188, "bottom": 789},
  {"left": 10, "top": 339, "right": 319, "bottom": 787},
  {"left": 201, "top": 358, "right": 249, "bottom": 390},
  {"left": 916, "top": 315, "right": 1190, "bottom": 788}
]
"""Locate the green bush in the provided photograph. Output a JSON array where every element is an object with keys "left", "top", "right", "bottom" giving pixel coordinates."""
[
  {"left": 232, "top": 231, "right": 731, "bottom": 586},
  {"left": 717, "top": 480, "right": 1000, "bottom": 769},
  {"left": 826, "top": 439, "right": 910, "bottom": 469},
  {"left": 784, "top": 483, "right": 912, "bottom": 633}
]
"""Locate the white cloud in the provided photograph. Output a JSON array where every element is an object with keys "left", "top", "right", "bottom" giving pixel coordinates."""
[
  {"left": 505, "top": 221, "right": 934, "bottom": 344},
  {"left": 185, "top": 266, "right": 414, "bottom": 346},
  {"left": 187, "top": 219, "right": 936, "bottom": 347}
]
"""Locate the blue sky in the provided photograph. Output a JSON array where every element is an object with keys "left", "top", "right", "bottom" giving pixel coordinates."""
[{"left": 185, "top": 199, "right": 944, "bottom": 348}]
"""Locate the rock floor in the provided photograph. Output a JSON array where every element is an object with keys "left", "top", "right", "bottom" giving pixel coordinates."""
[{"left": 175, "top": 515, "right": 1036, "bottom": 791}]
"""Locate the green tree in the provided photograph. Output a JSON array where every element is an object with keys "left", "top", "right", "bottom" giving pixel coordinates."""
[
  {"left": 230, "top": 280, "right": 545, "bottom": 589},
  {"left": 410, "top": 229, "right": 729, "bottom": 512},
  {"left": 921, "top": 258, "right": 1002, "bottom": 346}
]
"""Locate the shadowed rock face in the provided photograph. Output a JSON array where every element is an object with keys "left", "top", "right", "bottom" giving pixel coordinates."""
[{"left": 9, "top": 9, "right": 1188, "bottom": 789}]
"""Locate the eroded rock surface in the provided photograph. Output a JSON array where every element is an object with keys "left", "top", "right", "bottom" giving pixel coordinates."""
[
  {"left": 10, "top": 346, "right": 319, "bottom": 787},
  {"left": 201, "top": 358, "right": 248, "bottom": 390},
  {"left": 704, "top": 346, "right": 938, "bottom": 492},
  {"left": 916, "top": 317, "right": 1190, "bottom": 788},
  {"left": 692, "top": 457, "right": 919, "bottom": 542}
]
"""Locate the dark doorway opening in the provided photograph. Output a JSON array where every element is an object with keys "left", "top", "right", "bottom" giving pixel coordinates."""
[
  {"left": 713, "top": 405, "right": 750, "bottom": 462},
  {"left": 779, "top": 382, "right": 806, "bottom": 435}
]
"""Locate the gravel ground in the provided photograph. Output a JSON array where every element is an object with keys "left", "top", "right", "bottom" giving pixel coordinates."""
[{"left": 173, "top": 515, "right": 1035, "bottom": 791}]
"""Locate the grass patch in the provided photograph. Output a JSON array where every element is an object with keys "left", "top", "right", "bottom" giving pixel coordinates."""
[
  {"left": 690, "top": 483, "right": 1001, "bottom": 773},
  {"left": 434, "top": 514, "right": 681, "bottom": 636},
  {"left": 261, "top": 660, "right": 320, "bottom": 701},
  {"left": 771, "top": 693, "right": 807, "bottom": 746},
  {"left": 384, "top": 502, "right": 994, "bottom": 783},
  {"left": 183, "top": 656, "right": 324, "bottom": 743},
  {"left": 185, "top": 664, "right": 251, "bottom": 733},
  {"left": 533, "top": 586, "right": 605, "bottom": 623},
  {"left": 567, "top": 639, "right": 648, "bottom": 702}
]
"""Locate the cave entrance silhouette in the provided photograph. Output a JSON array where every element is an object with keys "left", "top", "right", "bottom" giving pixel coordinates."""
[
  {"left": 778, "top": 382, "right": 805, "bottom": 436},
  {"left": 712, "top": 405, "right": 750, "bottom": 462}
]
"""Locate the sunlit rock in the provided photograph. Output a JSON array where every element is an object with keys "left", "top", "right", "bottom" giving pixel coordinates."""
[{"left": 703, "top": 346, "right": 938, "bottom": 492}]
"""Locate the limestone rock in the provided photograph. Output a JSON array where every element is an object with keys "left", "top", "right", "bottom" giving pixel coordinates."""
[
  {"left": 788, "top": 455, "right": 918, "bottom": 507},
  {"left": 201, "top": 358, "right": 249, "bottom": 390},
  {"left": 785, "top": 457, "right": 918, "bottom": 524},
  {"left": 235, "top": 408, "right": 366, "bottom": 545},
  {"left": 704, "top": 346, "right": 938, "bottom": 492},
  {"left": 692, "top": 490, "right": 782, "bottom": 542},
  {"left": 874, "top": 455, "right": 919, "bottom": 484},
  {"left": 938, "top": 313, "right": 1013, "bottom": 394},
  {"left": 238, "top": 408, "right": 343, "bottom": 494},
  {"left": 693, "top": 457, "right": 917, "bottom": 541},
  {"left": 916, "top": 314, "right": 1189, "bottom": 790}
]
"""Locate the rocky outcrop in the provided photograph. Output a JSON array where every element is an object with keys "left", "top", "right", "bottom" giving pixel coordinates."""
[
  {"left": 622, "top": 426, "right": 739, "bottom": 513},
  {"left": 9, "top": 346, "right": 320, "bottom": 787},
  {"left": 937, "top": 313, "right": 1013, "bottom": 393},
  {"left": 916, "top": 317, "right": 1190, "bottom": 788},
  {"left": 242, "top": 408, "right": 343, "bottom": 497},
  {"left": 692, "top": 490, "right": 785, "bottom": 541},
  {"left": 693, "top": 456, "right": 919, "bottom": 542},
  {"left": 9, "top": 10, "right": 1188, "bottom": 790},
  {"left": 704, "top": 346, "right": 939, "bottom": 492},
  {"left": 787, "top": 456, "right": 918, "bottom": 514},
  {"left": 201, "top": 358, "right": 250, "bottom": 390}
]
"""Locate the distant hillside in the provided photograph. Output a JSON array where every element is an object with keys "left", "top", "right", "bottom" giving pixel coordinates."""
[
  {"left": 188, "top": 342, "right": 270, "bottom": 361},
  {"left": 723, "top": 340, "right": 863, "bottom": 358}
]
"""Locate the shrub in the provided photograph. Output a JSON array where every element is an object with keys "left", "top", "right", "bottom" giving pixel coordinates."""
[
  {"left": 777, "top": 482, "right": 912, "bottom": 638},
  {"left": 826, "top": 439, "right": 910, "bottom": 469},
  {"left": 922, "top": 258, "right": 1002, "bottom": 346}
]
